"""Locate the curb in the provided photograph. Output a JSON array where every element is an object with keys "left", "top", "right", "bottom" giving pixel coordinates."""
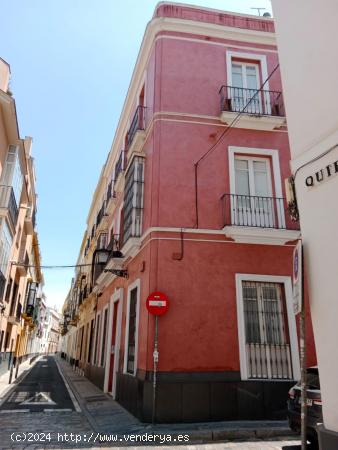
[{"left": 56, "top": 358, "right": 297, "bottom": 444}]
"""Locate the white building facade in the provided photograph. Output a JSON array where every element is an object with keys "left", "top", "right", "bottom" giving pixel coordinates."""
[{"left": 271, "top": 1, "right": 338, "bottom": 448}]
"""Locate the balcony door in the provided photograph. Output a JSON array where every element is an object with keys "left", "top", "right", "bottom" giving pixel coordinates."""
[
  {"left": 234, "top": 156, "right": 275, "bottom": 227},
  {"left": 231, "top": 62, "right": 261, "bottom": 114}
]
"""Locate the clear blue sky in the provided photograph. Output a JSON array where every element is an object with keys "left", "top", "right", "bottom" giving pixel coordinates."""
[{"left": 0, "top": 0, "right": 272, "bottom": 311}]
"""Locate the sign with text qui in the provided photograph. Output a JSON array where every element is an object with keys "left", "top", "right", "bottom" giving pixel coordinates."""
[
  {"left": 146, "top": 291, "right": 169, "bottom": 316},
  {"left": 293, "top": 240, "right": 302, "bottom": 315}
]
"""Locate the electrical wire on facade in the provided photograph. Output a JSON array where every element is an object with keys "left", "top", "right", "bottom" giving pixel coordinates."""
[{"left": 193, "top": 63, "right": 280, "bottom": 228}]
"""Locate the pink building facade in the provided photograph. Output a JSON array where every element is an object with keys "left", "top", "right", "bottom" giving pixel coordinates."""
[{"left": 63, "top": 3, "right": 316, "bottom": 423}]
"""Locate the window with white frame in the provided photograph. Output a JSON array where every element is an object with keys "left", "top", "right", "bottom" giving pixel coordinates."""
[
  {"left": 233, "top": 156, "right": 276, "bottom": 228},
  {"left": 238, "top": 279, "right": 294, "bottom": 380},
  {"left": 228, "top": 147, "right": 286, "bottom": 229},
  {"left": 231, "top": 62, "right": 261, "bottom": 113},
  {"left": 226, "top": 52, "right": 275, "bottom": 116}
]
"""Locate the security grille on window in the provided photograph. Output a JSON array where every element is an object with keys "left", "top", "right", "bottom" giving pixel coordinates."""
[
  {"left": 242, "top": 281, "right": 292, "bottom": 379},
  {"left": 123, "top": 157, "right": 144, "bottom": 244},
  {"left": 126, "top": 287, "right": 137, "bottom": 374}
]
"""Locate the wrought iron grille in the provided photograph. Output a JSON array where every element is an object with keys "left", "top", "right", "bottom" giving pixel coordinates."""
[
  {"left": 123, "top": 156, "right": 144, "bottom": 245},
  {"left": 114, "top": 151, "right": 126, "bottom": 184},
  {"left": 127, "top": 105, "right": 146, "bottom": 148},
  {"left": 242, "top": 281, "right": 293, "bottom": 380},
  {"left": 219, "top": 85, "right": 285, "bottom": 116},
  {"left": 221, "top": 193, "right": 288, "bottom": 229}
]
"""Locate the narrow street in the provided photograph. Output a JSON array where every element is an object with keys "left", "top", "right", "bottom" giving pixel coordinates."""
[
  {"left": 0, "top": 356, "right": 312, "bottom": 449},
  {"left": 0, "top": 356, "right": 75, "bottom": 413}
]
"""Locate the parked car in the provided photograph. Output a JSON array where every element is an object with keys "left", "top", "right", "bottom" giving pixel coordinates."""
[{"left": 287, "top": 366, "right": 322, "bottom": 446}]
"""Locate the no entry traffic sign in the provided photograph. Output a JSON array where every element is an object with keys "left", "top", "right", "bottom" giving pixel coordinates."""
[{"left": 146, "top": 291, "right": 169, "bottom": 316}]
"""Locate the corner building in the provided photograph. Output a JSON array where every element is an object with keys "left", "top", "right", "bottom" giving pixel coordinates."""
[{"left": 62, "top": 3, "right": 316, "bottom": 422}]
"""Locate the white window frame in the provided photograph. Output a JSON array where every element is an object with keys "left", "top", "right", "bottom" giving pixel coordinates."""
[
  {"left": 226, "top": 51, "right": 271, "bottom": 115},
  {"left": 99, "top": 305, "right": 109, "bottom": 367},
  {"left": 103, "top": 288, "right": 123, "bottom": 396},
  {"left": 235, "top": 273, "right": 300, "bottom": 381},
  {"left": 229, "top": 146, "right": 285, "bottom": 228},
  {"left": 123, "top": 278, "right": 141, "bottom": 376}
]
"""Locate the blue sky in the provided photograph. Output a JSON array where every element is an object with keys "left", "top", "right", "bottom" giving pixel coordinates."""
[{"left": 0, "top": 0, "right": 272, "bottom": 311}]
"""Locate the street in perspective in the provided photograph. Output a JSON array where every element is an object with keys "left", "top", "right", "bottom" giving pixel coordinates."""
[{"left": 0, "top": 0, "right": 335, "bottom": 449}]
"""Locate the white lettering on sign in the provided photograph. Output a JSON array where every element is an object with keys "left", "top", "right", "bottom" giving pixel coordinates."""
[{"left": 149, "top": 300, "right": 166, "bottom": 307}]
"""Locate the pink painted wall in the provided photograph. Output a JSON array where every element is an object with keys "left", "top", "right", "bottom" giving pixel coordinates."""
[{"left": 96, "top": 5, "right": 317, "bottom": 382}]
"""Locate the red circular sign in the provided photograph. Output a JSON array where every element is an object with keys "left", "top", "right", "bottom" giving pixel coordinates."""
[{"left": 146, "top": 291, "right": 169, "bottom": 316}]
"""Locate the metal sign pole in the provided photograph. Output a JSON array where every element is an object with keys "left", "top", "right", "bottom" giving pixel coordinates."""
[
  {"left": 152, "top": 316, "right": 159, "bottom": 425},
  {"left": 300, "top": 243, "right": 307, "bottom": 450}
]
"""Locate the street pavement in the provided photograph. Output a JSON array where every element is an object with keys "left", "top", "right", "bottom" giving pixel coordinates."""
[
  {"left": 0, "top": 356, "right": 75, "bottom": 412},
  {"left": 0, "top": 355, "right": 314, "bottom": 449}
]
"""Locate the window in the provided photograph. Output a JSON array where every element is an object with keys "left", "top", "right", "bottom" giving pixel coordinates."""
[
  {"left": 126, "top": 287, "right": 138, "bottom": 375},
  {"left": 122, "top": 157, "right": 144, "bottom": 244},
  {"left": 231, "top": 62, "right": 261, "bottom": 113},
  {"left": 242, "top": 281, "right": 292, "bottom": 380},
  {"left": 236, "top": 275, "right": 300, "bottom": 381},
  {"left": 226, "top": 51, "right": 276, "bottom": 116},
  {"left": 234, "top": 156, "right": 275, "bottom": 227},
  {"left": 0, "top": 220, "right": 12, "bottom": 277},
  {"left": 100, "top": 308, "right": 108, "bottom": 367},
  {"left": 1, "top": 146, "right": 23, "bottom": 205},
  {"left": 228, "top": 147, "right": 286, "bottom": 230}
]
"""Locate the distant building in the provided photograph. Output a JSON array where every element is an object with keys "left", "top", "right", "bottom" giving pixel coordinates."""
[
  {"left": 61, "top": 3, "right": 317, "bottom": 423},
  {"left": 40, "top": 307, "right": 61, "bottom": 354}
]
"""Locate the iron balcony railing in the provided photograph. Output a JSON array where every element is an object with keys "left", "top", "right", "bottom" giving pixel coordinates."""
[
  {"left": 219, "top": 85, "right": 285, "bottom": 117},
  {"left": 0, "top": 185, "right": 18, "bottom": 227},
  {"left": 127, "top": 105, "right": 146, "bottom": 148},
  {"left": 96, "top": 202, "right": 106, "bottom": 228},
  {"left": 106, "top": 180, "right": 112, "bottom": 201},
  {"left": 114, "top": 150, "right": 126, "bottom": 185},
  {"left": 221, "top": 193, "right": 299, "bottom": 230}
]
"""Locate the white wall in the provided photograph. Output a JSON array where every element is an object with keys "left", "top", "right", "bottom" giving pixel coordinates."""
[{"left": 272, "top": 0, "right": 338, "bottom": 434}]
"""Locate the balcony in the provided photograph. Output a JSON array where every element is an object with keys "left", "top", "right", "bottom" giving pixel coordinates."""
[
  {"left": 219, "top": 86, "right": 286, "bottom": 131},
  {"left": 0, "top": 185, "right": 18, "bottom": 227},
  {"left": 114, "top": 150, "right": 126, "bottom": 193},
  {"left": 221, "top": 193, "right": 300, "bottom": 245},
  {"left": 126, "top": 105, "right": 146, "bottom": 158},
  {"left": 105, "top": 180, "right": 117, "bottom": 215},
  {"left": 8, "top": 301, "right": 22, "bottom": 324},
  {"left": 24, "top": 206, "right": 36, "bottom": 234}
]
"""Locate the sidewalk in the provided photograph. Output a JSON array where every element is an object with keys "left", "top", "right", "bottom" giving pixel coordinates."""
[
  {"left": 0, "top": 354, "right": 41, "bottom": 403},
  {"left": 56, "top": 356, "right": 297, "bottom": 443}
]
